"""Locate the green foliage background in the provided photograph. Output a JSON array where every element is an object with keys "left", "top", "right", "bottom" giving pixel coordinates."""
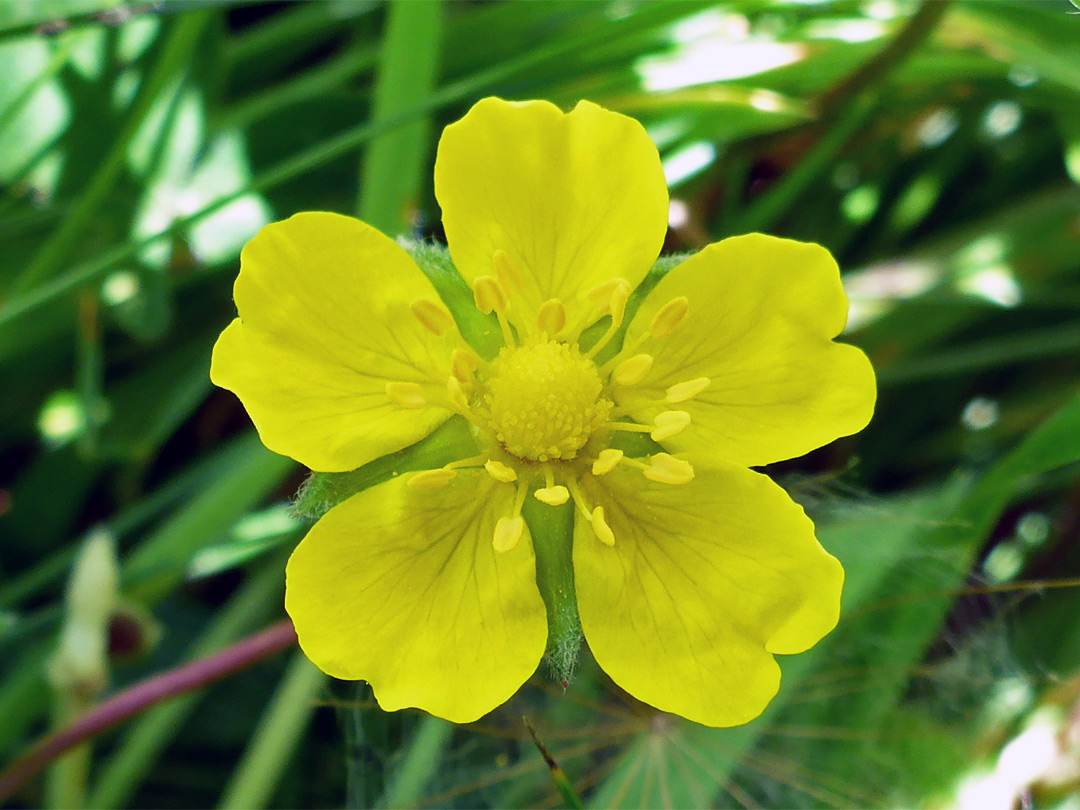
[{"left": 3, "top": 0, "right": 1080, "bottom": 807}]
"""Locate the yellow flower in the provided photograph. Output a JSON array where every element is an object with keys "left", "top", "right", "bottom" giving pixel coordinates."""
[{"left": 211, "top": 98, "right": 876, "bottom": 727}]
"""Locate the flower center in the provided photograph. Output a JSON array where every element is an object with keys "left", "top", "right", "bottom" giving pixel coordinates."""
[{"left": 485, "top": 340, "right": 611, "bottom": 462}]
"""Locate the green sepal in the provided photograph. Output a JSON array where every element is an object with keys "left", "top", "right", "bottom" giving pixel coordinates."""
[
  {"left": 291, "top": 416, "right": 478, "bottom": 521},
  {"left": 402, "top": 240, "right": 503, "bottom": 359},
  {"left": 522, "top": 496, "right": 582, "bottom": 688},
  {"left": 403, "top": 240, "right": 691, "bottom": 364}
]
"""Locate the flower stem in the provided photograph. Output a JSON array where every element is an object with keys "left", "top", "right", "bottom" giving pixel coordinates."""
[
  {"left": 0, "top": 621, "right": 297, "bottom": 804},
  {"left": 44, "top": 693, "right": 91, "bottom": 810}
]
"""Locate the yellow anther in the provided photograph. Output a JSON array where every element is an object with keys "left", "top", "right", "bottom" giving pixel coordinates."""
[
  {"left": 534, "top": 485, "right": 569, "bottom": 506},
  {"left": 492, "top": 249, "right": 522, "bottom": 291},
  {"left": 473, "top": 275, "right": 508, "bottom": 314},
  {"left": 649, "top": 296, "right": 690, "bottom": 338},
  {"left": 587, "top": 278, "right": 631, "bottom": 314},
  {"left": 450, "top": 349, "right": 478, "bottom": 382},
  {"left": 609, "top": 282, "right": 630, "bottom": 326},
  {"left": 591, "top": 448, "right": 624, "bottom": 476},
  {"left": 651, "top": 410, "right": 691, "bottom": 442},
  {"left": 493, "top": 515, "right": 524, "bottom": 553},
  {"left": 409, "top": 297, "right": 454, "bottom": 336},
  {"left": 644, "top": 453, "right": 695, "bottom": 485},
  {"left": 484, "top": 459, "right": 517, "bottom": 483},
  {"left": 666, "top": 377, "right": 710, "bottom": 404},
  {"left": 447, "top": 376, "right": 470, "bottom": 412},
  {"left": 407, "top": 469, "right": 457, "bottom": 489},
  {"left": 613, "top": 353, "right": 654, "bottom": 387},
  {"left": 591, "top": 506, "right": 616, "bottom": 547},
  {"left": 536, "top": 298, "right": 567, "bottom": 336},
  {"left": 386, "top": 381, "right": 426, "bottom": 409},
  {"left": 585, "top": 279, "right": 633, "bottom": 359}
]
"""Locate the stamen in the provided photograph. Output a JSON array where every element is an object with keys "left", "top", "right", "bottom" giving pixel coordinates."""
[
  {"left": 473, "top": 275, "right": 508, "bottom": 314},
  {"left": 565, "top": 478, "right": 594, "bottom": 520},
  {"left": 649, "top": 297, "right": 690, "bottom": 338},
  {"left": 493, "top": 515, "right": 524, "bottom": 553},
  {"left": 585, "top": 281, "right": 631, "bottom": 360},
  {"left": 534, "top": 465, "right": 569, "bottom": 505},
  {"left": 493, "top": 481, "right": 529, "bottom": 553},
  {"left": 536, "top": 298, "right": 567, "bottom": 337},
  {"left": 591, "top": 506, "right": 616, "bottom": 547},
  {"left": 474, "top": 276, "right": 516, "bottom": 348},
  {"left": 409, "top": 297, "right": 454, "bottom": 336},
  {"left": 407, "top": 468, "right": 457, "bottom": 489},
  {"left": 644, "top": 453, "right": 695, "bottom": 485},
  {"left": 447, "top": 376, "right": 470, "bottom": 413},
  {"left": 474, "top": 276, "right": 517, "bottom": 347},
  {"left": 650, "top": 410, "right": 691, "bottom": 442},
  {"left": 612, "top": 353, "right": 653, "bottom": 387},
  {"left": 591, "top": 448, "right": 623, "bottom": 476},
  {"left": 609, "top": 283, "right": 630, "bottom": 325},
  {"left": 606, "top": 421, "right": 652, "bottom": 434},
  {"left": 492, "top": 249, "right": 522, "bottom": 292},
  {"left": 445, "top": 454, "right": 487, "bottom": 470},
  {"left": 666, "top": 377, "right": 710, "bottom": 404},
  {"left": 535, "top": 486, "right": 569, "bottom": 506},
  {"left": 451, "top": 349, "right": 478, "bottom": 382},
  {"left": 386, "top": 381, "right": 426, "bottom": 409},
  {"left": 484, "top": 459, "right": 517, "bottom": 483},
  {"left": 586, "top": 279, "right": 630, "bottom": 314}
]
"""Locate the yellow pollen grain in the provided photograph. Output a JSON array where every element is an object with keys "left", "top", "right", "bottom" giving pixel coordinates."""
[
  {"left": 591, "top": 448, "right": 623, "bottom": 476},
  {"left": 386, "top": 381, "right": 426, "bottom": 409},
  {"left": 651, "top": 410, "right": 691, "bottom": 442},
  {"left": 649, "top": 296, "right": 690, "bottom": 338},
  {"left": 666, "top": 377, "right": 710, "bottom": 403},
  {"left": 644, "top": 453, "right": 695, "bottom": 485},
  {"left": 451, "top": 349, "right": 478, "bottom": 382},
  {"left": 486, "top": 340, "right": 612, "bottom": 461},
  {"left": 534, "top": 485, "right": 569, "bottom": 506},
  {"left": 592, "top": 506, "right": 616, "bottom": 547},
  {"left": 493, "top": 515, "right": 524, "bottom": 553},
  {"left": 409, "top": 297, "right": 454, "bottom": 336},
  {"left": 473, "top": 275, "right": 508, "bottom": 314},
  {"left": 613, "top": 353, "right": 653, "bottom": 386},
  {"left": 536, "top": 299, "right": 567, "bottom": 336},
  {"left": 484, "top": 459, "right": 517, "bottom": 483},
  {"left": 407, "top": 468, "right": 457, "bottom": 489}
]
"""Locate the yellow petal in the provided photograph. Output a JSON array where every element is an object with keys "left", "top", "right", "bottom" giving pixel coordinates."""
[
  {"left": 434, "top": 97, "right": 668, "bottom": 325},
  {"left": 615, "top": 234, "right": 876, "bottom": 467},
  {"left": 575, "top": 462, "right": 843, "bottom": 727},
  {"left": 285, "top": 470, "right": 547, "bottom": 722},
  {"left": 211, "top": 212, "right": 455, "bottom": 472}
]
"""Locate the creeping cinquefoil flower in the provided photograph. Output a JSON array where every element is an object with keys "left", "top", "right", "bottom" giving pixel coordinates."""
[{"left": 211, "top": 98, "right": 876, "bottom": 727}]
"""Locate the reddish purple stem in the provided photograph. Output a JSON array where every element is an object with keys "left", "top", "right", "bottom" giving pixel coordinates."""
[{"left": 0, "top": 619, "right": 298, "bottom": 803}]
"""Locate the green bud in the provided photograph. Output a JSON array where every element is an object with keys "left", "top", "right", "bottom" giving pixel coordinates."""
[{"left": 48, "top": 528, "right": 120, "bottom": 701}]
